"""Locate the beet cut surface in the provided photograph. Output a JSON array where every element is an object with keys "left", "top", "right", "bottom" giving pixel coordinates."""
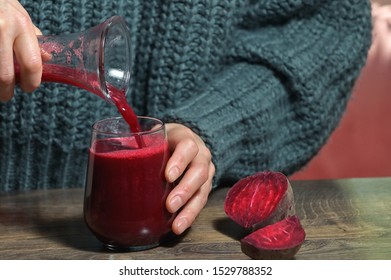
[
  {"left": 241, "top": 216, "right": 306, "bottom": 260},
  {"left": 224, "top": 171, "right": 295, "bottom": 229}
]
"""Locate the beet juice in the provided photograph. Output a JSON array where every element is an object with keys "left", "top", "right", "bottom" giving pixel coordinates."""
[{"left": 84, "top": 117, "right": 175, "bottom": 250}]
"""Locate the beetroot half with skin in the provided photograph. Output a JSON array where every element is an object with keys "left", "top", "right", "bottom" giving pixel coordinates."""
[
  {"left": 224, "top": 171, "right": 306, "bottom": 259},
  {"left": 241, "top": 216, "right": 306, "bottom": 260},
  {"left": 224, "top": 171, "right": 295, "bottom": 230}
]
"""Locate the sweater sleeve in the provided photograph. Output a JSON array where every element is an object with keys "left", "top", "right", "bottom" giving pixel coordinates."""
[{"left": 161, "top": 0, "right": 372, "bottom": 186}]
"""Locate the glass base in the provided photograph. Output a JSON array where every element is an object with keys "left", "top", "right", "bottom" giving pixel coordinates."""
[{"left": 105, "top": 242, "right": 160, "bottom": 252}]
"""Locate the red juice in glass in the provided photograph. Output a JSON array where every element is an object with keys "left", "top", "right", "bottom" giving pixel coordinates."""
[{"left": 84, "top": 116, "right": 175, "bottom": 251}]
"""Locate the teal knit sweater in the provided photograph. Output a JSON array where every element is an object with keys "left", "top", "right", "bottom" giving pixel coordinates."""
[{"left": 0, "top": 0, "right": 371, "bottom": 191}]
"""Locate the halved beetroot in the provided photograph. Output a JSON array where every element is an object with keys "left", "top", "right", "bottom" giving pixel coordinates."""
[
  {"left": 224, "top": 171, "right": 295, "bottom": 230},
  {"left": 224, "top": 171, "right": 306, "bottom": 259},
  {"left": 241, "top": 216, "right": 306, "bottom": 260}
]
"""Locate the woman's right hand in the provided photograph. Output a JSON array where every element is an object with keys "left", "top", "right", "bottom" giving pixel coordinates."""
[{"left": 0, "top": 0, "right": 42, "bottom": 102}]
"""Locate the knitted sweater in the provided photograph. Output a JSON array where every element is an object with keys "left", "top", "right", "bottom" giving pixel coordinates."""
[{"left": 0, "top": 0, "right": 371, "bottom": 191}]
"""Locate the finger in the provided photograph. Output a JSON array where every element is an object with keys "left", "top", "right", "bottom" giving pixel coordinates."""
[
  {"left": 166, "top": 154, "right": 210, "bottom": 213},
  {"left": 8, "top": 0, "right": 31, "bottom": 17},
  {"left": 171, "top": 164, "right": 214, "bottom": 235},
  {"left": 13, "top": 25, "right": 42, "bottom": 92},
  {"left": 0, "top": 30, "right": 15, "bottom": 102},
  {"left": 165, "top": 137, "right": 199, "bottom": 183}
]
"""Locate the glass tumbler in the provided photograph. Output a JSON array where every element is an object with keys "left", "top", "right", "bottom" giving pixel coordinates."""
[{"left": 84, "top": 116, "right": 175, "bottom": 251}]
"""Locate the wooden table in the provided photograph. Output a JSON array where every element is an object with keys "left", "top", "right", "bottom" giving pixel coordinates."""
[{"left": 0, "top": 177, "right": 390, "bottom": 260}]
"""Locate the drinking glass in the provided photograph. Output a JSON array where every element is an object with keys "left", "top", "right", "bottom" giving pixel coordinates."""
[{"left": 84, "top": 116, "right": 175, "bottom": 251}]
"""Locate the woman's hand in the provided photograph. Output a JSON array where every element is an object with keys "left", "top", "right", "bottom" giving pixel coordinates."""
[
  {"left": 165, "top": 123, "right": 215, "bottom": 235},
  {"left": 0, "top": 0, "right": 42, "bottom": 102},
  {"left": 369, "top": 3, "right": 391, "bottom": 68},
  {"left": 355, "top": 2, "right": 391, "bottom": 94}
]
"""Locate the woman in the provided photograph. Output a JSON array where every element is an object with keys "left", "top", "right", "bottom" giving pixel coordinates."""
[{"left": 0, "top": 0, "right": 372, "bottom": 235}]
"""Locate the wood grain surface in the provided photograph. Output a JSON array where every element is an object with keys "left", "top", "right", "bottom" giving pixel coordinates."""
[{"left": 0, "top": 177, "right": 390, "bottom": 260}]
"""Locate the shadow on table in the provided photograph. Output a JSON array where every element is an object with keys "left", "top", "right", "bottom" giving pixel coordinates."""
[
  {"left": 30, "top": 213, "right": 185, "bottom": 253},
  {"left": 213, "top": 217, "right": 247, "bottom": 240},
  {"left": 31, "top": 213, "right": 107, "bottom": 253}
]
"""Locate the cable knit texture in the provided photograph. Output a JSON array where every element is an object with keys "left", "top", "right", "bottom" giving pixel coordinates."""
[{"left": 0, "top": 0, "right": 371, "bottom": 191}]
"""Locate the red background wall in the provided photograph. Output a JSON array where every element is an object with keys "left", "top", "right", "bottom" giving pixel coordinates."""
[{"left": 291, "top": 47, "right": 391, "bottom": 180}]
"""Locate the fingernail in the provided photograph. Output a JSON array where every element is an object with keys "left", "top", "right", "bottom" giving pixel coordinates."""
[
  {"left": 170, "top": 196, "right": 183, "bottom": 212},
  {"left": 168, "top": 166, "right": 180, "bottom": 182},
  {"left": 176, "top": 217, "right": 188, "bottom": 234}
]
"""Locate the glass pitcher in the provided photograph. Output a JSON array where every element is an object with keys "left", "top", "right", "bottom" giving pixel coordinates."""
[{"left": 14, "top": 16, "right": 131, "bottom": 104}]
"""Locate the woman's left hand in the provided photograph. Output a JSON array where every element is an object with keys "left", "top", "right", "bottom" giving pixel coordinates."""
[
  {"left": 165, "top": 123, "right": 215, "bottom": 235},
  {"left": 368, "top": 3, "right": 391, "bottom": 68}
]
